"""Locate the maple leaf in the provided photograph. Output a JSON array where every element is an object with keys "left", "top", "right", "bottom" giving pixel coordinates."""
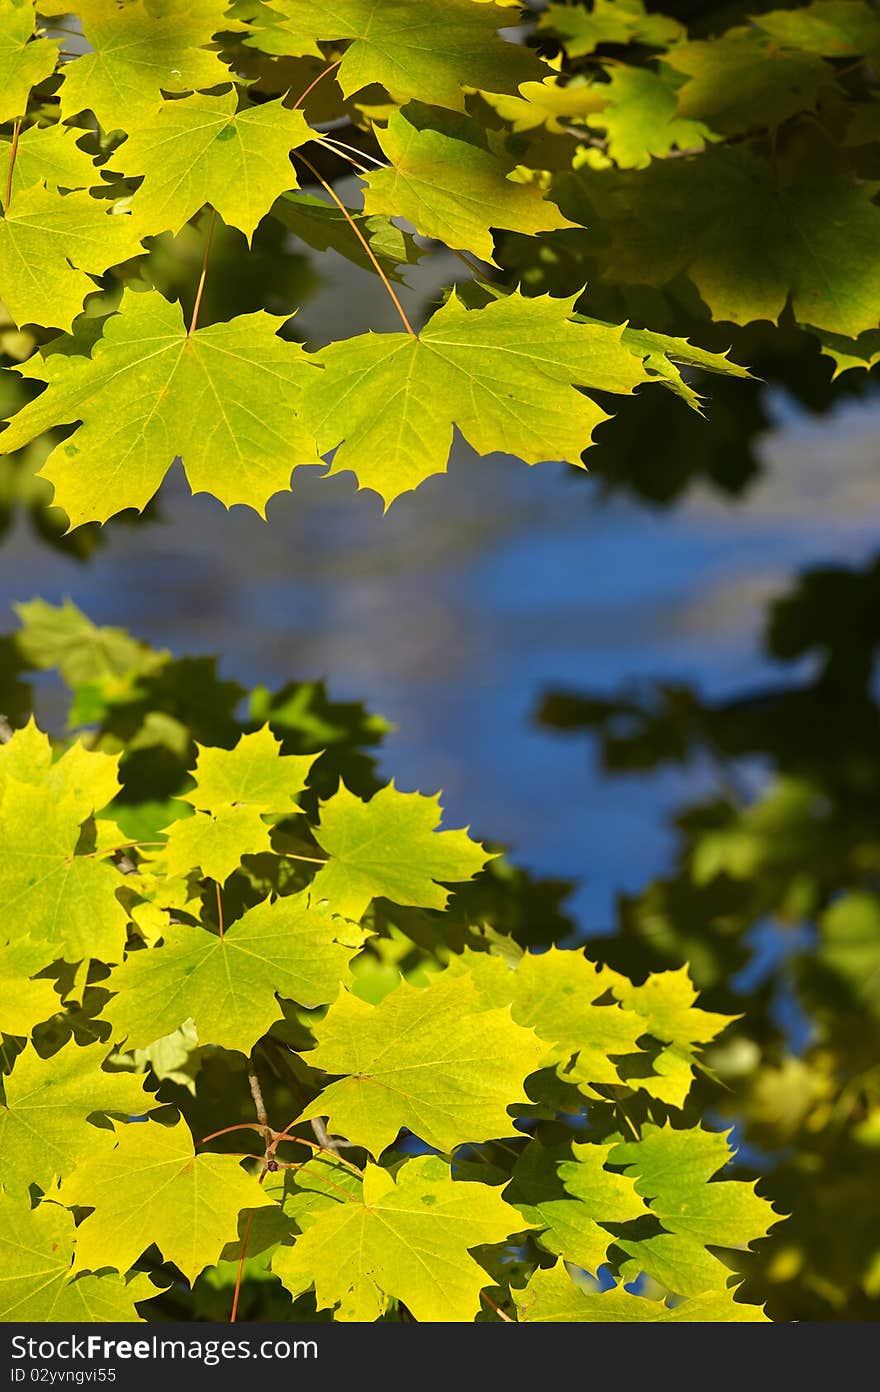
[
  {"left": 587, "top": 318, "right": 751, "bottom": 412},
  {"left": 362, "top": 108, "right": 574, "bottom": 264},
  {"left": 59, "top": 1117, "right": 276, "bottom": 1282},
  {"left": 245, "top": 0, "right": 547, "bottom": 111},
  {"left": 119, "top": 91, "right": 312, "bottom": 241},
  {"left": 0, "top": 771, "right": 129, "bottom": 965},
  {"left": 514, "top": 1262, "right": 769, "bottom": 1322},
  {"left": 0, "top": 1040, "right": 157, "bottom": 1192},
  {"left": 461, "top": 947, "right": 648, "bottom": 1096},
  {"left": 6, "top": 123, "right": 101, "bottom": 199},
  {"left": 272, "top": 1154, "right": 528, "bottom": 1321},
  {"left": 755, "top": 1, "right": 880, "bottom": 67},
  {"left": 60, "top": 0, "right": 234, "bottom": 133},
  {"left": 586, "top": 66, "right": 716, "bottom": 168},
  {"left": 664, "top": 34, "right": 834, "bottom": 135},
  {"left": 297, "top": 973, "right": 545, "bottom": 1155},
  {"left": 161, "top": 804, "right": 273, "bottom": 882},
  {"left": 537, "top": 0, "right": 683, "bottom": 57},
  {"left": 506, "top": 1140, "right": 647, "bottom": 1274},
  {"left": 309, "top": 781, "right": 490, "bottom": 919},
  {"left": 0, "top": 1192, "right": 157, "bottom": 1321},
  {"left": 0, "top": 943, "right": 61, "bottom": 1038},
  {"left": 484, "top": 77, "right": 606, "bottom": 134},
  {"left": 13, "top": 596, "right": 167, "bottom": 689},
  {"left": 101, "top": 893, "right": 356, "bottom": 1053},
  {"left": 0, "top": 0, "right": 59, "bottom": 126},
  {"left": 0, "top": 719, "right": 120, "bottom": 812},
  {"left": 181, "top": 724, "right": 316, "bottom": 815},
  {"left": 558, "top": 149, "right": 880, "bottom": 337},
  {"left": 610, "top": 965, "right": 733, "bottom": 1107},
  {"left": 0, "top": 291, "right": 323, "bottom": 527},
  {"left": 300, "top": 290, "right": 655, "bottom": 506},
  {"left": 607, "top": 1124, "right": 780, "bottom": 1297},
  {"left": 0, "top": 184, "right": 145, "bottom": 332}
]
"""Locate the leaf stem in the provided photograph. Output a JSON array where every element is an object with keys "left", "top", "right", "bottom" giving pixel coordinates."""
[
  {"left": 215, "top": 881, "right": 224, "bottom": 939},
  {"left": 188, "top": 208, "right": 217, "bottom": 336},
  {"left": 4, "top": 118, "right": 22, "bottom": 213},
  {"left": 295, "top": 151, "right": 416, "bottom": 337},
  {"left": 230, "top": 1201, "right": 258, "bottom": 1323},
  {"left": 291, "top": 56, "right": 342, "bottom": 111}
]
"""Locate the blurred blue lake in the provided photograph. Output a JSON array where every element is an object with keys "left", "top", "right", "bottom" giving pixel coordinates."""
[{"left": 1, "top": 244, "right": 878, "bottom": 931}]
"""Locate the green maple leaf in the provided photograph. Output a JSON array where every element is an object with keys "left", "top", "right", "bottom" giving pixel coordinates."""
[
  {"left": 588, "top": 318, "right": 751, "bottom": 412},
  {"left": 756, "top": 1, "right": 880, "bottom": 67},
  {"left": 362, "top": 108, "right": 574, "bottom": 264},
  {"left": 559, "top": 150, "right": 880, "bottom": 337},
  {"left": 119, "top": 90, "right": 312, "bottom": 240},
  {"left": 586, "top": 67, "right": 716, "bottom": 168},
  {"left": 181, "top": 724, "right": 316, "bottom": 816},
  {"left": 664, "top": 34, "right": 834, "bottom": 135},
  {"left": 0, "top": 772, "right": 129, "bottom": 965},
  {"left": 461, "top": 947, "right": 647, "bottom": 1096},
  {"left": 272, "top": 1154, "right": 528, "bottom": 1321},
  {"left": 245, "top": 0, "right": 546, "bottom": 111},
  {"left": 60, "top": 0, "right": 235, "bottom": 132},
  {"left": 0, "top": 291, "right": 322, "bottom": 527},
  {"left": 0, "top": 943, "right": 60, "bottom": 1038},
  {"left": 13, "top": 597, "right": 167, "bottom": 690},
  {"left": 0, "top": 184, "right": 145, "bottom": 332},
  {"left": 309, "top": 781, "right": 490, "bottom": 919},
  {"left": 299, "top": 290, "right": 656, "bottom": 506},
  {"left": 610, "top": 965, "right": 733, "bottom": 1107},
  {"left": 297, "top": 973, "right": 545, "bottom": 1155},
  {"left": 514, "top": 1262, "right": 768, "bottom": 1322},
  {"left": 7, "top": 123, "right": 101, "bottom": 199},
  {"left": 0, "top": 0, "right": 59, "bottom": 125},
  {"left": 0, "top": 719, "right": 120, "bottom": 813},
  {"left": 58, "top": 1117, "right": 275, "bottom": 1282},
  {"left": 0, "top": 1040, "right": 157, "bottom": 1192},
  {"left": 506, "top": 1140, "right": 647, "bottom": 1274},
  {"left": 537, "top": 0, "right": 683, "bottom": 57},
  {"left": 610, "top": 1124, "right": 779, "bottom": 1288},
  {"left": 102, "top": 893, "right": 356, "bottom": 1053},
  {"left": 161, "top": 804, "right": 273, "bottom": 882},
  {"left": 0, "top": 1192, "right": 157, "bottom": 1321}
]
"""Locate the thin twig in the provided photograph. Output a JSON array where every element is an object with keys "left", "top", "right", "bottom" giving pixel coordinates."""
[
  {"left": 188, "top": 208, "right": 217, "bottom": 336},
  {"left": 309, "top": 1114, "right": 341, "bottom": 1157},
  {"left": 295, "top": 151, "right": 416, "bottom": 337},
  {"left": 215, "top": 880, "right": 224, "bottom": 940},
  {"left": 291, "top": 56, "right": 342, "bottom": 111},
  {"left": 481, "top": 1290, "right": 513, "bottom": 1323},
  {"left": 247, "top": 1059, "right": 268, "bottom": 1128},
  {"left": 4, "top": 117, "right": 22, "bottom": 211}
]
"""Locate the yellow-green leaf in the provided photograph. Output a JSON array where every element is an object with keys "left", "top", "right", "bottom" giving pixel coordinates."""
[
  {"left": 59, "top": 1117, "right": 276, "bottom": 1282},
  {"left": 272, "top": 1155, "right": 528, "bottom": 1321},
  {"left": 297, "top": 973, "right": 545, "bottom": 1155},
  {"left": 362, "top": 108, "right": 574, "bottom": 263},
  {"left": 119, "top": 91, "right": 311, "bottom": 240},
  {"left": 101, "top": 894, "right": 356, "bottom": 1053},
  {"left": 1, "top": 291, "right": 323, "bottom": 527}
]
